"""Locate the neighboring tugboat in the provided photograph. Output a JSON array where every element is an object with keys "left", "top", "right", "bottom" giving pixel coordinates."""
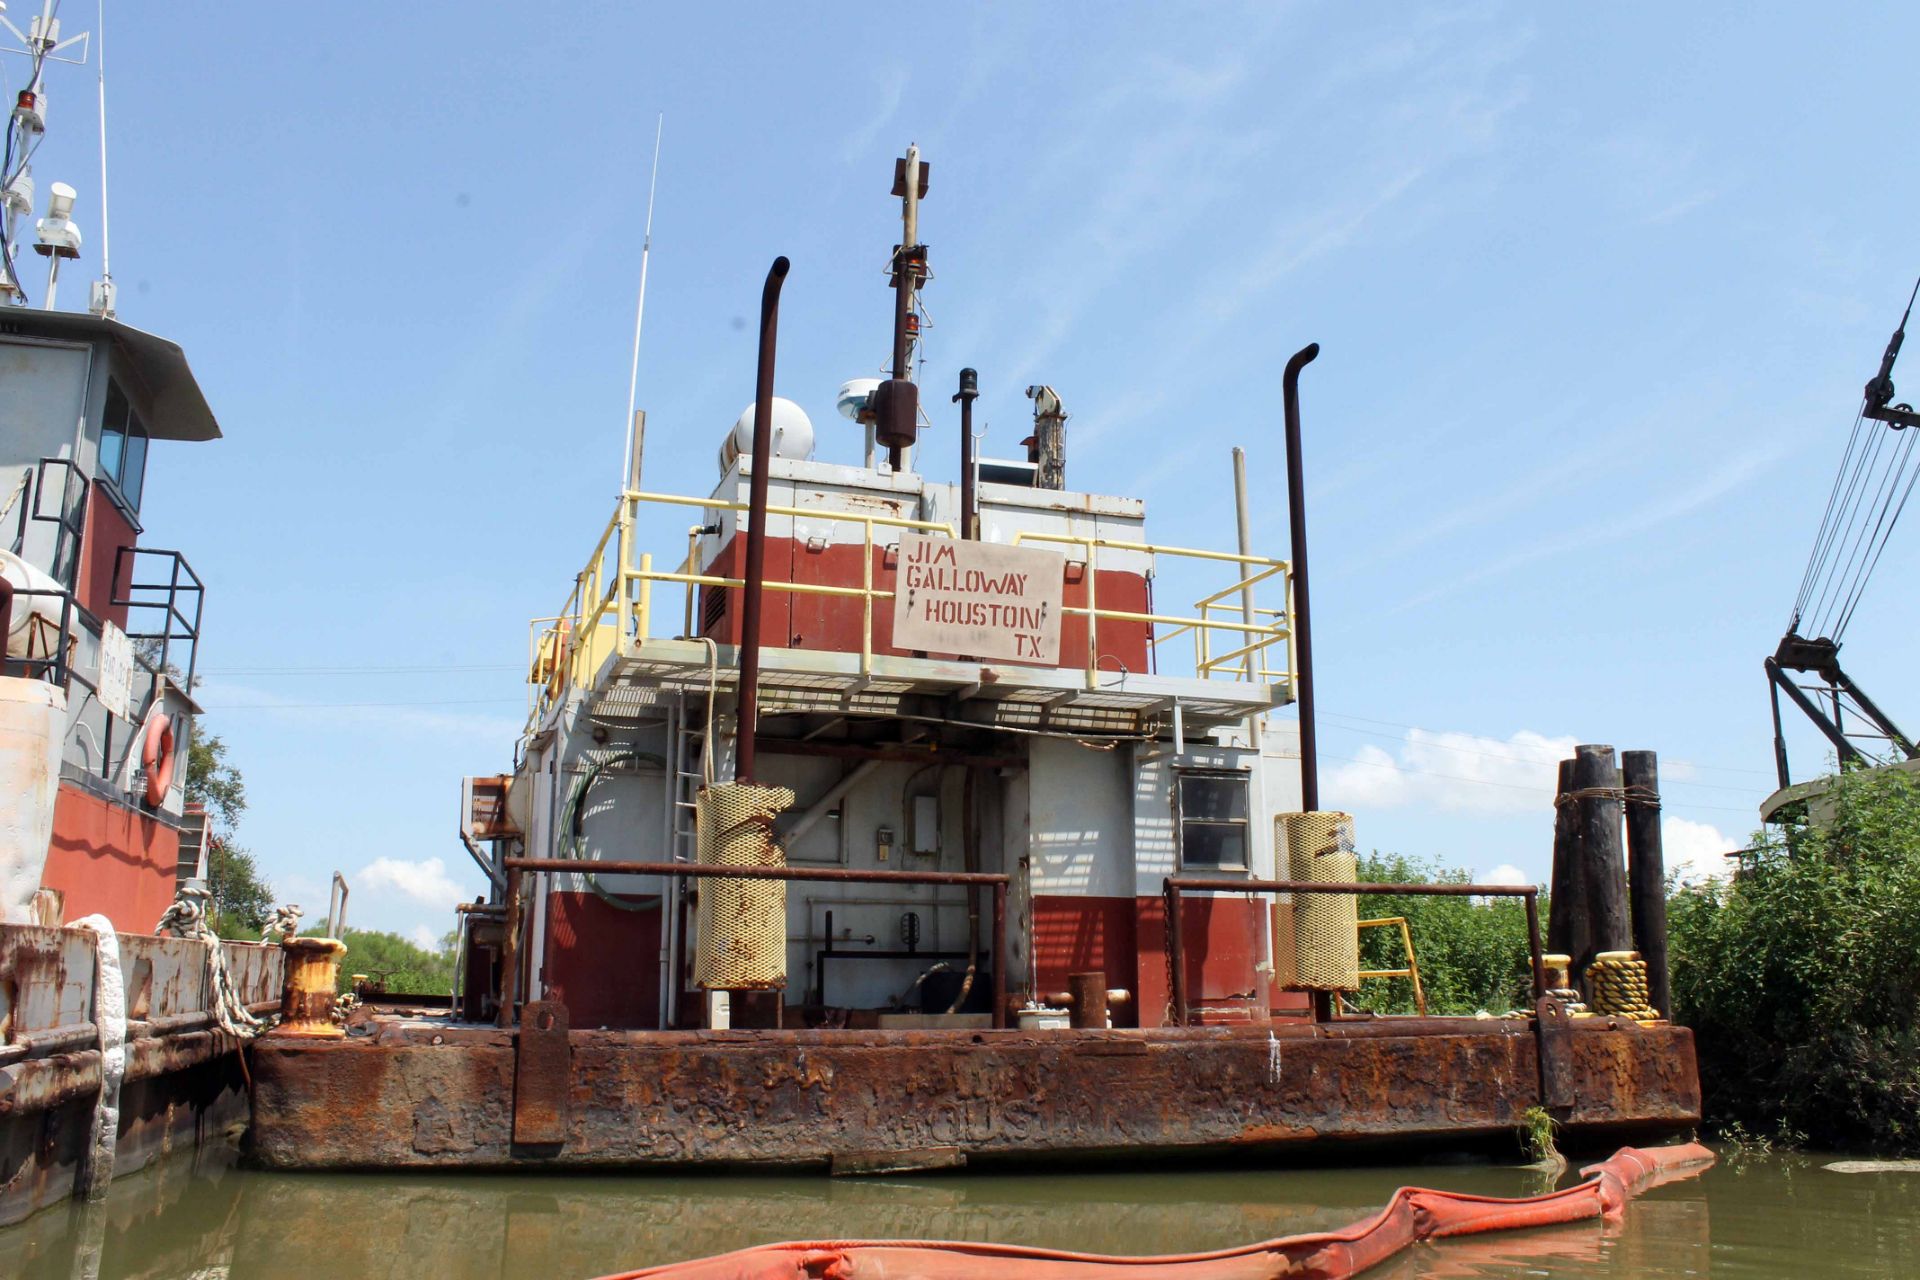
[
  {"left": 0, "top": 3, "right": 281, "bottom": 1227},
  {"left": 250, "top": 144, "right": 1701, "bottom": 1175}
]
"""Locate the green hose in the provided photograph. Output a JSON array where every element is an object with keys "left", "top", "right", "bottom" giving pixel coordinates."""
[{"left": 559, "top": 750, "right": 667, "bottom": 912}]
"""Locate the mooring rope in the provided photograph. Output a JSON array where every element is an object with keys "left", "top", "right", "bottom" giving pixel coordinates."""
[
  {"left": 155, "top": 887, "right": 266, "bottom": 1038},
  {"left": 1554, "top": 784, "right": 1661, "bottom": 810},
  {"left": 70, "top": 915, "right": 125, "bottom": 1203}
]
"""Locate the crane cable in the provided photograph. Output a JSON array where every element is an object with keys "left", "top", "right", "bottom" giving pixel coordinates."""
[{"left": 1789, "top": 278, "right": 1920, "bottom": 642}]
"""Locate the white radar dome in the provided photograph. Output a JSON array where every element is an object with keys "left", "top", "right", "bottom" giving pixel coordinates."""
[
  {"left": 720, "top": 396, "right": 815, "bottom": 472},
  {"left": 836, "top": 377, "right": 883, "bottom": 422}
]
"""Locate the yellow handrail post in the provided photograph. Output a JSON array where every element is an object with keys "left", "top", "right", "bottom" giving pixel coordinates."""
[
  {"left": 638, "top": 552, "right": 653, "bottom": 645},
  {"left": 861, "top": 517, "right": 874, "bottom": 675},
  {"left": 1084, "top": 549, "right": 1099, "bottom": 689},
  {"left": 683, "top": 528, "right": 700, "bottom": 638},
  {"left": 1400, "top": 916, "right": 1425, "bottom": 1016},
  {"left": 1356, "top": 916, "right": 1427, "bottom": 1017}
]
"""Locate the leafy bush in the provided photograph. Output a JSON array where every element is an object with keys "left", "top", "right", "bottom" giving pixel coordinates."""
[
  {"left": 186, "top": 726, "right": 276, "bottom": 939},
  {"left": 1348, "top": 851, "right": 1534, "bottom": 1016},
  {"left": 318, "top": 927, "right": 456, "bottom": 996},
  {"left": 1669, "top": 766, "right": 1920, "bottom": 1152}
]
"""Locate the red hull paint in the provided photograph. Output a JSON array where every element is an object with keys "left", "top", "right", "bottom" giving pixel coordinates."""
[
  {"left": 1031, "top": 895, "right": 1138, "bottom": 1027},
  {"left": 1034, "top": 894, "right": 1310, "bottom": 1028},
  {"left": 41, "top": 781, "right": 176, "bottom": 930},
  {"left": 701, "top": 535, "right": 1151, "bottom": 672},
  {"left": 541, "top": 890, "right": 662, "bottom": 1030},
  {"left": 75, "top": 489, "right": 135, "bottom": 627}
]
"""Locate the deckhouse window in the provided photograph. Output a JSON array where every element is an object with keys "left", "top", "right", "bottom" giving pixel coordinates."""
[
  {"left": 1176, "top": 770, "right": 1250, "bottom": 870},
  {"left": 100, "top": 379, "right": 149, "bottom": 513}
]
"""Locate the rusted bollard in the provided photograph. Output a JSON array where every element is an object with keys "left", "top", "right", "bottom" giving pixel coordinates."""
[
  {"left": 1067, "top": 972, "right": 1109, "bottom": 1029},
  {"left": 275, "top": 937, "right": 348, "bottom": 1038}
]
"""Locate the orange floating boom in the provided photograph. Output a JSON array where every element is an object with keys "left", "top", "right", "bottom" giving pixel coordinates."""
[{"left": 597, "top": 1142, "right": 1714, "bottom": 1280}]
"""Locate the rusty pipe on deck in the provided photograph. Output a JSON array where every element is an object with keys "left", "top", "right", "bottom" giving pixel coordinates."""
[
  {"left": 1165, "top": 879, "right": 1188, "bottom": 1027},
  {"left": 1282, "top": 342, "right": 1321, "bottom": 810},
  {"left": 0, "top": 577, "right": 12, "bottom": 666},
  {"left": 496, "top": 865, "right": 525, "bottom": 1029},
  {"left": 504, "top": 857, "right": 1008, "bottom": 887},
  {"left": 735, "top": 256, "right": 791, "bottom": 784},
  {"left": 886, "top": 256, "right": 912, "bottom": 473},
  {"left": 943, "top": 765, "right": 980, "bottom": 1015},
  {"left": 955, "top": 368, "right": 979, "bottom": 539}
]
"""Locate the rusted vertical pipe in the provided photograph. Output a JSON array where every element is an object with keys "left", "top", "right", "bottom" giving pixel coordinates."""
[
  {"left": 1282, "top": 343, "right": 1322, "bottom": 810},
  {"left": 735, "top": 256, "right": 791, "bottom": 785},
  {"left": 497, "top": 865, "right": 524, "bottom": 1029},
  {"left": 1524, "top": 890, "right": 1546, "bottom": 1005},
  {"left": 955, "top": 368, "right": 979, "bottom": 539},
  {"left": 0, "top": 578, "right": 12, "bottom": 675},
  {"left": 1165, "top": 881, "right": 1188, "bottom": 1026},
  {"left": 990, "top": 880, "right": 1007, "bottom": 1029},
  {"left": 887, "top": 270, "right": 910, "bottom": 473},
  {"left": 1068, "top": 971, "right": 1108, "bottom": 1029}
]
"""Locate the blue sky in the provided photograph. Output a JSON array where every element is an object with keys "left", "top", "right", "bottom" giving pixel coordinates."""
[{"left": 29, "top": 3, "right": 1920, "bottom": 942}]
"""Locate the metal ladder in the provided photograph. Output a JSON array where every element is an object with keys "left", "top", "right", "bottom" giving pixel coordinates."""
[{"left": 667, "top": 694, "right": 708, "bottom": 864}]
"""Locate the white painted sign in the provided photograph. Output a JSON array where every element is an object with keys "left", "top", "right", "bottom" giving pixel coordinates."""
[
  {"left": 97, "top": 622, "right": 133, "bottom": 721},
  {"left": 892, "top": 533, "right": 1064, "bottom": 664}
]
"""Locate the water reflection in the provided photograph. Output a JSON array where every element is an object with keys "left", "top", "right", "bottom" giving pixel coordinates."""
[{"left": 10, "top": 1145, "right": 1920, "bottom": 1279}]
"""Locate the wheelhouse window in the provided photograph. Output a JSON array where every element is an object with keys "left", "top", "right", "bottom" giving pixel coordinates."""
[
  {"left": 1176, "top": 769, "right": 1250, "bottom": 870},
  {"left": 99, "top": 379, "right": 149, "bottom": 513}
]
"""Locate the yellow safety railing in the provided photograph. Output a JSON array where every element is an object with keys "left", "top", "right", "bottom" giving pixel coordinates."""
[
  {"left": 1356, "top": 915, "right": 1426, "bottom": 1016},
  {"left": 1009, "top": 531, "right": 1292, "bottom": 689},
  {"left": 527, "top": 490, "right": 1296, "bottom": 726}
]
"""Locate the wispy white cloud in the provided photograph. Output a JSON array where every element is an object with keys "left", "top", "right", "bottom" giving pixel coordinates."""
[
  {"left": 1596, "top": 134, "right": 1719, "bottom": 227},
  {"left": 1483, "top": 862, "right": 1531, "bottom": 886},
  {"left": 359, "top": 856, "right": 468, "bottom": 910},
  {"left": 409, "top": 922, "right": 443, "bottom": 952},
  {"left": 1665, "top": 816, "right": 1737, "bottom": 884},
  {"left": 1327, "top": 727, "right": 1577, "bottom": 815},
  {"left": 195, "top": 680, "right": 523, "bottom": 741},
  {"left": 1395, "top": 437, "right": 1792, "bottom": 612},
  {"left": 841, "top": 66, "right": 910, "bottom": 164},
  {"left": 1069, "top": 20, "right": 1534, "bottom": 457}
]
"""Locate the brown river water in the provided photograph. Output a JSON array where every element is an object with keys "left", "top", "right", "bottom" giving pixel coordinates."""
[{"left": 8, "top": 1143, "right": 1919, "bottom": 1278}]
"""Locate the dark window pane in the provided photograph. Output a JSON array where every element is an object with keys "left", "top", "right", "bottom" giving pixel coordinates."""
[
  {"left": 1179, "top": 773, "right": 1248, "bottom": 822},
  {"left": 99, "top": 427, "right": 125, "bottom": 489},
  {"left": 120, "top": 428, "right": 147, "bottom": 511},
  {"left": 1181, "top": 823, "right": 1246, "bottom": 869},
  {"left": 101, "top": 380, "right": 131, "bottom": 491}
]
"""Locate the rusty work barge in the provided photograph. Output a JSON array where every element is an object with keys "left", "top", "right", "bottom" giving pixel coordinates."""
[
  {"left": 247, "top": 143, "right": 1702, "bottom": 1174},
  {"left": 251, "top": 1017, "right": 1697, "bottom": 1173}
]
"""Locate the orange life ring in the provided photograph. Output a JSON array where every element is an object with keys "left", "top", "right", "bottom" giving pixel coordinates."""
[{"left": 142, "top": 712, "right": 176, "bottom": 806}]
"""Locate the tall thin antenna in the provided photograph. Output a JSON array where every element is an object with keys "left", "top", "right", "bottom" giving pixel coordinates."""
[
  {"left": 91, "top": 0, "right": 112, "bottom": 316},
  {"left": 620, "top": 113, "right": 664, "bottom": 490}
]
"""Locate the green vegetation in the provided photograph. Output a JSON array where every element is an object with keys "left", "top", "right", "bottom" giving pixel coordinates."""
[
  {"left": 185, "top": 727, "right": 275, "bottom": 940},
  {"left": 1669, "top": 766, "right": 1920, "bottom": 1153},
  {"left": 1349, "top": 851, "right": 1534, "bottom": 1016},
  {"left": 318, "top": 927, "right": 457, "bottom": 996},
  {"left": 1519, "top": 1104, "right": 1562, "bottom": 1167}
]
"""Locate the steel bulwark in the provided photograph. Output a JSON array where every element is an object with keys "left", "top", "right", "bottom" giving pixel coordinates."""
[{"left": 1165, "top": 876, "right": 1555, "bottom": 1101}]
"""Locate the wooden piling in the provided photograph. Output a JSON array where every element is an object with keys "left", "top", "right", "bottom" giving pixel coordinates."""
[
  {"left": 1547, "top": 758, "right": 1586, "bottom": 964},
  {"left": 1572, "top": 744, "right": 1630, "bottom": 978},
  {"left": 1622, "top": 750, "right": 1671, "bottom": 1018}
]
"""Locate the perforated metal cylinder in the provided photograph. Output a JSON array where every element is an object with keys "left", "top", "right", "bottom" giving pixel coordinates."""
[
  {"left": 693, "top": 781, "right": 795, "bottom": 991},
  {"left": 1282, "top": 811, "right": 1360, "bottom": 991}
]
